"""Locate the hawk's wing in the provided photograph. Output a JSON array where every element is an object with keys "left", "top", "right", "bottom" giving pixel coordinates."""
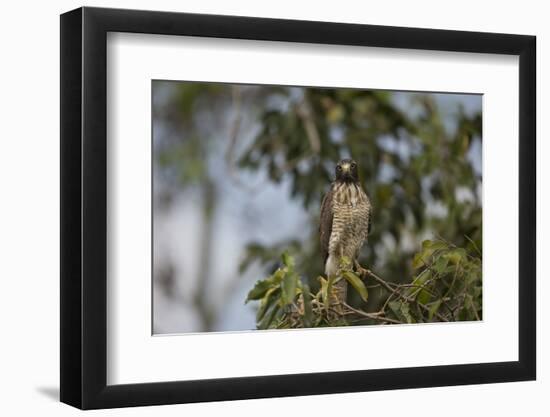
[{"left": 319, "top": 186, "right": 334, "bottom": 265}]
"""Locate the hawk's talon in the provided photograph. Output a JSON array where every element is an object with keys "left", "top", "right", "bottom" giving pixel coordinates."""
[{"left": 354, "top": 261, "right": 371, "bottom": 279}]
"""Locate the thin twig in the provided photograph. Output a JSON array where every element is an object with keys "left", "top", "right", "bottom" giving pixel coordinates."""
[
  {"left": 359, "top": 268, "right": 450, "bottom": 322},
  {"left": 342, "top": 303, "right": 403, "bottom": 324},
  {"left": 464, "top": 234, "right": 482, "bottom": 257}
]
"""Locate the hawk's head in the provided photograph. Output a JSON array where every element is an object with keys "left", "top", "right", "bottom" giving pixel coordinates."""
[{"left": 335, "top": 158, "right": 359, "bottom": 183}]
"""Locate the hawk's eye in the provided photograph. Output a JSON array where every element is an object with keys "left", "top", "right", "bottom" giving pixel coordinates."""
[
  {"left": 351, "top": 163, "right": 356, "bottom": 169},
  {"left": 336, "top": 166, "right": 342, "bottom": 171}
]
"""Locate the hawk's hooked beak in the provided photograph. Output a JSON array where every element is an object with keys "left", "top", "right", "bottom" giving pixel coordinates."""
[{"left": 341, "top": 163, "right": 352, "bottom": 180}]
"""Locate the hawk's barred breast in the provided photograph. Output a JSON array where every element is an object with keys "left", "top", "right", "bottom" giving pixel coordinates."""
[{"left": 325, "top": 182, "right": 371, "bottom": 276}]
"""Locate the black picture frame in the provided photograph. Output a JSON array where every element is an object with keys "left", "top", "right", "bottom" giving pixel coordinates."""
[{"left": 60, "top": 6, "right": 536, "bottom": 410}]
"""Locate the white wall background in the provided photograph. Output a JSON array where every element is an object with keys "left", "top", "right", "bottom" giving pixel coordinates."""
[{"left": 0, "top": 0, "right": 545, "bottom": 415}]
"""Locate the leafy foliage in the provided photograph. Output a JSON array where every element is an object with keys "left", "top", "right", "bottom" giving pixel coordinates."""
[
  {"left": 246, "top": 238, "right": 482, "bottom": 329},
  {"left": 245, "top": 252, "right": 302, "bottom": 329}
]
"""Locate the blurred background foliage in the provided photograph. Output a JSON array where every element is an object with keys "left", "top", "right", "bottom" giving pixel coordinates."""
[{"left": 152, "top": 80, "right": 482, "bottom": 333}]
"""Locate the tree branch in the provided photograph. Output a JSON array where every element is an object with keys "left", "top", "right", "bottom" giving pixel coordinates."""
[
  {"left": 358, "top": 268, "right": 450, "bottom": 322},
  {"left": 342, "top": 303, "right": 403, "bottom": 324}
]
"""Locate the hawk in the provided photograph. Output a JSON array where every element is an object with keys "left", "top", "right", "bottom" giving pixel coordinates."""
[{"left": 319, "top": 159, "right": 371, "bottom": 303}]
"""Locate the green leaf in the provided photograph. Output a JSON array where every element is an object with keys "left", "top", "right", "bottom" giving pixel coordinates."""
[
  {"left": 389, "top": 300, "right": 402, "bottom": 318},
  {"left": 412, "top": 252, "right": 425, "bottom": 269},
  {"left": 416, "top": 240, "right": 448, "bottom": 270},
  {"left": 473, "top": 285, "right": 482, "bottom": 299},
  {"left": 343, "top": 271, "right": 368, "bottom": 302},
  {"left": 281, "top": 252, "right": 295, "bottom": 270},
  {"left": 246, "top": 279, "right": 273, "bottom": 303},
  {"left": 281, "top": 272, "right": 298, "bottom": 306},
  {"left": 258, "top": 303, "right": 280, "bottom": 330},
  {"left": 428, "top": 240, "right": 448, "bottom": 251},
  {"left": 433, "top": 256, "right": 449, "bottom": 274},
  {"left": 256, "top": 287, "right": 280, "bottom": 322},
  {"left": 446, "top": 248, "right": 466, "bottom": 265},
  {"left": 400, "top": 302, "right": 414, "bottom": 323},
  {"left": 428, "top": 300, "right": 442, "bottom": 321},
  {"left": 302, "top": 283, "right": 313, "bottom": 328},
  {"left": 465, "top": 269, "right": 480, "bottom": 285},
  {"left": 388, "top": 300, "right": 414, "bottom": 323},
  {"left": 270, "top": 307, "right": 285, "bottom": 329},
  {"left": 245, "top": 268, "right": 285, "bottom": 303},
  {"left": 407, "top": 270, "right": 431, "bottom": 298},
  {"left": 417, "top": 288, "right": 431, "bottom": 305},
  {"left": 422, "top": 240, "right": 433, "bottom": 250}
]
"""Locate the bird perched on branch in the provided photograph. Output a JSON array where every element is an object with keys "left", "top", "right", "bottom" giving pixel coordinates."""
[{"left": 319, "top": 159, "right": 372, "bottom": 304}]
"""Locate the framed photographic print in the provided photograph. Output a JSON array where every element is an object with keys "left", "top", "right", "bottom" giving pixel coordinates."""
[{"left": 60, "top": 6, "right": 536, "bottom": 409}]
